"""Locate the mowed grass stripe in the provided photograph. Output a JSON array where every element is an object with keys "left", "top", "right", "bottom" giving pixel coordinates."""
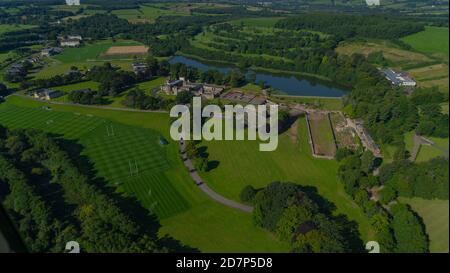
[
  {"left": 123, "top": 173, "right": 190, "bottom": 219},
  {"left": 0, "top": 104, "right": 189, "bottom": 219}
]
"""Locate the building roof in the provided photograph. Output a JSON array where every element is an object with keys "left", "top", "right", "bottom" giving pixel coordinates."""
[
  {"left": 60, "top": 39, "right": 80, "bottom": 44},
  {"left": 73, "top": 88, "right": 91, "bottom": 93},
  {"left": 167, "top": 79, "right": 183, "bottom": 87},
  {"left": 381, "top": 68, "right": 415, "bottom": 85}
]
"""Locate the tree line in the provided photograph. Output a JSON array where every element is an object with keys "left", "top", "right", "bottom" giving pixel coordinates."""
[{"left": 275, "top": 13, "right": 425, "bottom": 41}]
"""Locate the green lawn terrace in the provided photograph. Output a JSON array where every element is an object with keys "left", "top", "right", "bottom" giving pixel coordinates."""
[{"left": 0, "top": 96, "right": 289, "bottom": 252}]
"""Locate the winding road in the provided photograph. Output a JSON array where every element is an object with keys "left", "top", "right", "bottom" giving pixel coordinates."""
[{"left": 179, "top": 141, "right": 253, "bottom": 213}]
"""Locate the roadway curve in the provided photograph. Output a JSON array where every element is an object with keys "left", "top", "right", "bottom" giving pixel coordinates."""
[{"left": 179, "top": 141, "right": 253, "bottom": 213}]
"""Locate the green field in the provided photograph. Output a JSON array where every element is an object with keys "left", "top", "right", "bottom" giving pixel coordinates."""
[
  {"left": 0, "top": 102, "right": 188, "bottom": 219},
  {"left": 399, "top": 197, "right": 449, "bottom": 253},
  {"left": 54, "top": 40, "right": 144, "bottom": 63},
  {"left": 229, "top": 17, "right": 285, "bottom": 28},
  {"left": 336, "top": 38, "right": 449, "bottom": 93},
  {"left": 200, "top": 117, "right": 374, "bottom": 241},
  {"left": 416, "top": 144, "right": 448, "bottom": 162},
  {"left": 401, "top": 26, "right": 449, "bottom": 57},
  {"left": 32, "top": 40, "right": 144, "bottom": 79},
  {"left": 0, "top": 96, "right": 288, "bottom": 252},
  {"left": 0, "top": 24, "right": 36, "bottom": 35},
  {"left": 112, "top": 4, "right": 190, "bottom": 23}
]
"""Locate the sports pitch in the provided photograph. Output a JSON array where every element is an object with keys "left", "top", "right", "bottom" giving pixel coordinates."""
[
  {"left": 0, "top": 96, "right": 288, "bottom": 252},
  {"left": 0, "top": 104, "right": 189, "bottom": 219}
]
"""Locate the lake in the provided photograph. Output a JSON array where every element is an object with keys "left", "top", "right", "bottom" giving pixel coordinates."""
[{"left": 169, "top": 55, "right": 347, "bottom": 98}]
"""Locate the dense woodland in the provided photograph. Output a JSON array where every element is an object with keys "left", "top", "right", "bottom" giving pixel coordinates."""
[
  {"left": 335, "top": 149, "right": 432, "bottom": 253},
  {"left": 379, "top": 158, "right": 449, "bottom": 202},
  {"left": 0, "top": 126, "right": 188, "bottom": 253},
  {"left": 275, "top": 13, "right": 425, "bottom": 40},
  {"left": 241, "top": 182, "right": 364, "bottom": 253}
]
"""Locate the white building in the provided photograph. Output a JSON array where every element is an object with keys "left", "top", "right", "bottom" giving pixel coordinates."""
[
  {"left": 366, "top": 0, "right": 380, "bottom": 6},
  {"left": 60, "top": 39, "right": 80, "bottom": 47},
  {"left": 66, "top": 0, "right": 80, "bottom": 6},
  {"left": 381, "top": 68, "right": 417, "bottom": 87},
  {"left": 67, "top": 35, "right": 82, "bottom": 41}
]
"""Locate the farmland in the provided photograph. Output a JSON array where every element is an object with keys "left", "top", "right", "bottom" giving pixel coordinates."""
[
  {"left": 401, "top": 26, "right": 449, "bottom": 57},
  {"left": 399, "top": 197, "right": 449, "bottom": 253},
  {"left": 112, "top": 4, "right": 189, "bottom": 23},
  {"left": 0, "top": 95, "right": 288, "bottom": 252},
  {"left": 336, "top": 38, "right": 449, "bottom": 93}
]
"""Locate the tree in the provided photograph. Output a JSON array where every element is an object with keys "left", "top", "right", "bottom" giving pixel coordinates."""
[
  {"left": 391, "top": 204, "right": 428, "bottom": 253},
  {"left": 240, "top": 185, "right": 257, "bottom": 203},
  {"left": 380, "top": 185, "right": 397, "bottom": 204},
  {"left": 0, "top": 83, "right": 7, "bottom": 96},
  {"left": 176, "top": 91, "right": 194, "bottom": 104},
  {"left": 276, "top": 205, "right": 312, "bottom": 242},
  {"left": 360, "top": 150, "right": 375, "bottom": 174}
]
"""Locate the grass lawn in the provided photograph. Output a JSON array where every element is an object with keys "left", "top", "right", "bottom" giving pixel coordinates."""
[
  {"left": 415, "top": 144, "right": 448, "bottom": 162},
  {"left": 107, "top": 77, "right": 167, "bottom": 108},
  {"left": 112, "top": 5, "right": 190, "bottom": 23},
  {"left": 30, "top": 39, "right": 144, "bottom": 79},
  {"left": 53, "top": 81, "right": 100, "bottom": 93},
  {"left": 239, "top": 83, "right": 263, "bottom": 94},
  {"left": 401, "top": 26, "right": 449, "bottom": 57},
  {"left": 228, "top": 17, "right": 285, "bottom": 28},
  {"left": 200, "top": 117, "right": 374, "bottom": 241},
  {"left": 0, "top": 24, "right": 36, "bottom": 35},
  {"left": 0, "top": 101, "right": 189, "bottom": 219},
  {"left": 54, "top": 40, "right": 143, "bottom": 63},
  {"left": 399, "top": 197, "right": 449, "bottom": 253},
  {"left": 441, "top": 103, "right": 449, "bottom": 114},
  {"left": 0, "top": 95, "right": 288, "bottom": 252}
]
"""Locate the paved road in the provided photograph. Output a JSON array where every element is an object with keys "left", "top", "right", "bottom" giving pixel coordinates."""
[{"left": 179, "top": 141, "right": 253, "bottom": 213}]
